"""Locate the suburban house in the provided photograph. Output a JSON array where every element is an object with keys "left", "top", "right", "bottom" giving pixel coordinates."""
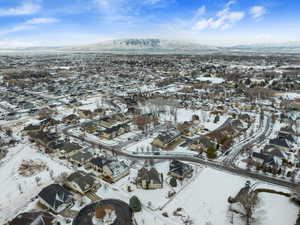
[
  {"left": 152, "top": 128, "right": 181, "bottom": 149},
  {"left": 269, "top": 137, "right": 291, "bottom": 151},
  {"left": 99, "top": 113, "right": 129, "bottom": 128},
  {"left": 38, "top": 184, "right": 74, "bottom": 213},
  {"left": 7, "top": 211, "right": 57, "bottom": 225},
  {"left": 79, "top": 109, "right": 93, "bottom": 119},
  {"left": 168, "top": 160, "right": 193, "bottom": 180},
  {"left": 280, "top": 126, "right": 296, "bottom": 135},
  {"left": 65, "top": 171, "right": 99, "bottom": 195},
  {"left": 93, "top": 108, "right": 106, "bottom": 117},
  {"left": 68, "top": 150, "right": 93, "bottom": 167},
  {"left": 28, "top": 131, "right": 57, "bottom": 148},
  {"left": 98, "top": 123, "right": 130, "bottom": 140},
  {"left": 82, "top": 122, "right": 98, "bottom": 134},
  {"left": 136, "top": 167, "right": 163, "bottom": 189},
  {"left": 38, "top": 108, "right": 55, "bottom": 120},
  {"left": 22, "top": 124, "right": 41, "bottom": 135},
  {"left": 133, "top": 113, "right": 158, "bottom": 130},
  {"left": 251, "top": 152, "right": 282, "bottom": 171},
  {"left": 40, "top": 117, "right": 60, "bottom": 128},
  {"left": 56, "top": 142, "right": 83, "bottom": 158},
  {"left": 102, "top": 160, "right": 130, "bottom": 183},
  {"left": 188, "top": 136, "right": 215, "bottom": 153},
  {"left": 263, "top": 145, "right": 287, "bottom": 161},
  {"left": 88, "top": 157, "right": 130, "bottom": 182},
  {"left": 62, "top": 114, "right": 80, "bottom": 124}
]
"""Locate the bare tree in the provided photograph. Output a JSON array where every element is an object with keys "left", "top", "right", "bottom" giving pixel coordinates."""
[
  {"left": 35, "top": 176, "right": 41, "bottom": 186},
  {"left": 18, "top": 183, "right": 23, "bottom": 194}
]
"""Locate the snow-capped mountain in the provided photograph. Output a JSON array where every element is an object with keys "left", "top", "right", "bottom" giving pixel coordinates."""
[{"left": 65, "top": 38, "right": 218, "bottom": 52}]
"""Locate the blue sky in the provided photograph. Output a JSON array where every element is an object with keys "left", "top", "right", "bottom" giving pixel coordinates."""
[{"left": 0, "top": 0, "right": 299, "bottom": 47}]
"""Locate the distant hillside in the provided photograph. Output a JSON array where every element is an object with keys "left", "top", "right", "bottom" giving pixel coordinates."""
[
  {"left": 228, "top": 42, "right": 300, "bottom": 53},
  {"left": 65, "top": 38, "right": 218, "bottom": 52}
]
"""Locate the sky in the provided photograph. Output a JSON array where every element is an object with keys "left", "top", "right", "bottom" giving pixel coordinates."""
[{"left": 0, "top": 0, "right": 299, "bottom": 48}]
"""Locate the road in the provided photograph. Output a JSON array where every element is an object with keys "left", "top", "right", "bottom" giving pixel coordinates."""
[
  {"left": 62, "top": 98, "right": 295, "bottom": 190},
  {"left": 223, "top": 114, "right": 270, "bottom": 167},
  {"left": 63, "top": 119, "right": 295, "bottom": 190}
]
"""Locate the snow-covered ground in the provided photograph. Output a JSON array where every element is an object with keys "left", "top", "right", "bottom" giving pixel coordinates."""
[
  {"left": 196, "top": 76, "right": 225, "bottom": 84},
  {"left": 0, "top": 144, "right": 72, "bottom": 224},
  {"left": 163, "top": 167, "right": 297, "bottom": 225},
  {"left": 279, "top": 92, "right": 300, "bottom": 100},
  {"left": 160, "top": 108, "right": 229, "bottom": 132},
  {"left": 257, "top": 192, "right": 298, "bottom": 225}
]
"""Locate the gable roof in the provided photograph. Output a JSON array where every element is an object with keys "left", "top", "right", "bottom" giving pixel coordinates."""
[
  {"left": 38, "top": 184, "right": 73, "bottom": 211},
  {"left": 169, "top": 160, "right": 193, "bottom": 177},
  {"left": 90, "top": 156, "right": 112, "bottom": 168},
  {"left": 67, "top": 171, "right": 96, "bottom": 193},
  {"left": 278, "top": 132, "right": 296, "bottom": 143},
  {"left": 269, "top": 137, "right": 290, "bottom": 149},
  {"left": 9, "top": 211, "right": 55, "bottom": 225},
  {"left": 252, "top": 152, "right": 282, "bottom": 167},
  {"left": 156, "top": 128, "right": 181, "bottom": 145},
  {"left": 70, "top": 151, "right": 93, "bottom": 162},
  {"left": 137, "top": 167, "right": 162, "bottom": 185}
]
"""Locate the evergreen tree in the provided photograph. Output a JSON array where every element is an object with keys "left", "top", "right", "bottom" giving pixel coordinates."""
[
  {"left": 170, "top": 177, "right": 177, "bottom": 187},
  {"left": 207, "top": 145, "right": 217, "bottom": 159},
  {"left": 130, "top": 195, "right": 142, "bottom": 212},
  {"left": 214, "top": 115, "right": 220, "bottom": 124}
]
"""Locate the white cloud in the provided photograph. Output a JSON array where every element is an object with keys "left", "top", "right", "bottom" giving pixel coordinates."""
[
  {"left": 0, "top": 25, "right": 34, "bottom": 36},
  {"left": 195, "top": 6, "right": 206, "bottom": 18},
  {"left": 250, "top": 6, "right": 266, "bottom": 20},
  {"left": 0, "top": 1, "right": 41, "bottom": 16},
  {"left": 144, "top": 0, "right": 161, "bottom": 5},
  {"left": 195, "top": 1, "right": 244, "bottom": 30},
  {"left": 25, "top": 17, "right": 59, "bottom": 25}
]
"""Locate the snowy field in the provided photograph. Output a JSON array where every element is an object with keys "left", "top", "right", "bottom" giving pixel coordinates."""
[
  {"left": 196, "top": 76, "right": 225, "bottom": 84},
  {"left": 278, "top": 92, "right": 300, "bottom": 100},
  {"left": 160, "top": 108, "right": 229, "bottom": 131},
  {"left": 0, "top": 144, "right": 72, "bottom": 224},
  {"left": 163, "top": 167, "right": 297, "bottom": 225}
]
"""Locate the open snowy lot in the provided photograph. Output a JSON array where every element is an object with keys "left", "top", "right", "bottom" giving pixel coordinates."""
[
  {"left": 163, "top": 167, "right": 297, "bottom": 225},
  {"left": 160, "top": 107, "right": 229, "bottom": 131},
  {"left": 0, "top": 144, "right": 72, "bottom": 224}
]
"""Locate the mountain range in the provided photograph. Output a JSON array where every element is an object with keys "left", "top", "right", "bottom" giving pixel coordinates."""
[{"left": 1, "top": 39, "right": 300, "bottom": 54}]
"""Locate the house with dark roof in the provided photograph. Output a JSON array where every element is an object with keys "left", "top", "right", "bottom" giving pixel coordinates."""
[
  {"left": 8, "top": 211, "right": 56, "bottom": 225},
  {"left": 269, "top": 137, "right": 290, "bottom": 151},
  {"left": 88, "top": 157, "right": 130, "bottom": 183},
  {"left": 28, "top": 131, "right": 57, "bottom": 148},
  {"left": 263, "top": 145, "right": 287, "bottom": 160},
  {"left": 98, "top": 123, "right": 130, "bottom": 140},
  {"left": 62, "top": 114, "right": 80, "bottom": 124},
  {"left": 152, "top": 128, "right": 181, "bottom": 149},
  {"left": 40, "top": 118, "right": 60, "bottom": 128},
  {"left": 252, "top": 152, "right": 282, "bottom": 170},
  {"left": 69, "top": 150, "right": 93, "bottom": 167},
  {"left": 168, "top": 160, "right": 193, "bottom": 180},
  {"left": 56, "top": 141, "right": 83, "bottom": 158},
  {"left": 79, "top": 109, "right": 93, "bottom": 119},
  {"left": 22, "top": 124, "right": 41, "bottom": 135},
  {"left": 38, "top": 184, "right": 74, "bottom": 213},
  {"left": 188, "top": 136, "right": 215, "bottom": 153},
  {"left": 66, "top": 171, "right": 99, "bottom": 195},
  {"left": 93, "top": 108, "right": 106, "bottom": 117},
  {"left": 280, "top": 126, "right": 296, "bottom": 135},
  {"left": 136, "top": 167, "right": 163, "bottom": 189},
  {"left": 278, "top": 132, "right": 296, "bottom": 143}
]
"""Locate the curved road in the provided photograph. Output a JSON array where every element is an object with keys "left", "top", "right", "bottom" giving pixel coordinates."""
[{"left": 62, "top": 105, "right": 295, "bottom": 190}]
